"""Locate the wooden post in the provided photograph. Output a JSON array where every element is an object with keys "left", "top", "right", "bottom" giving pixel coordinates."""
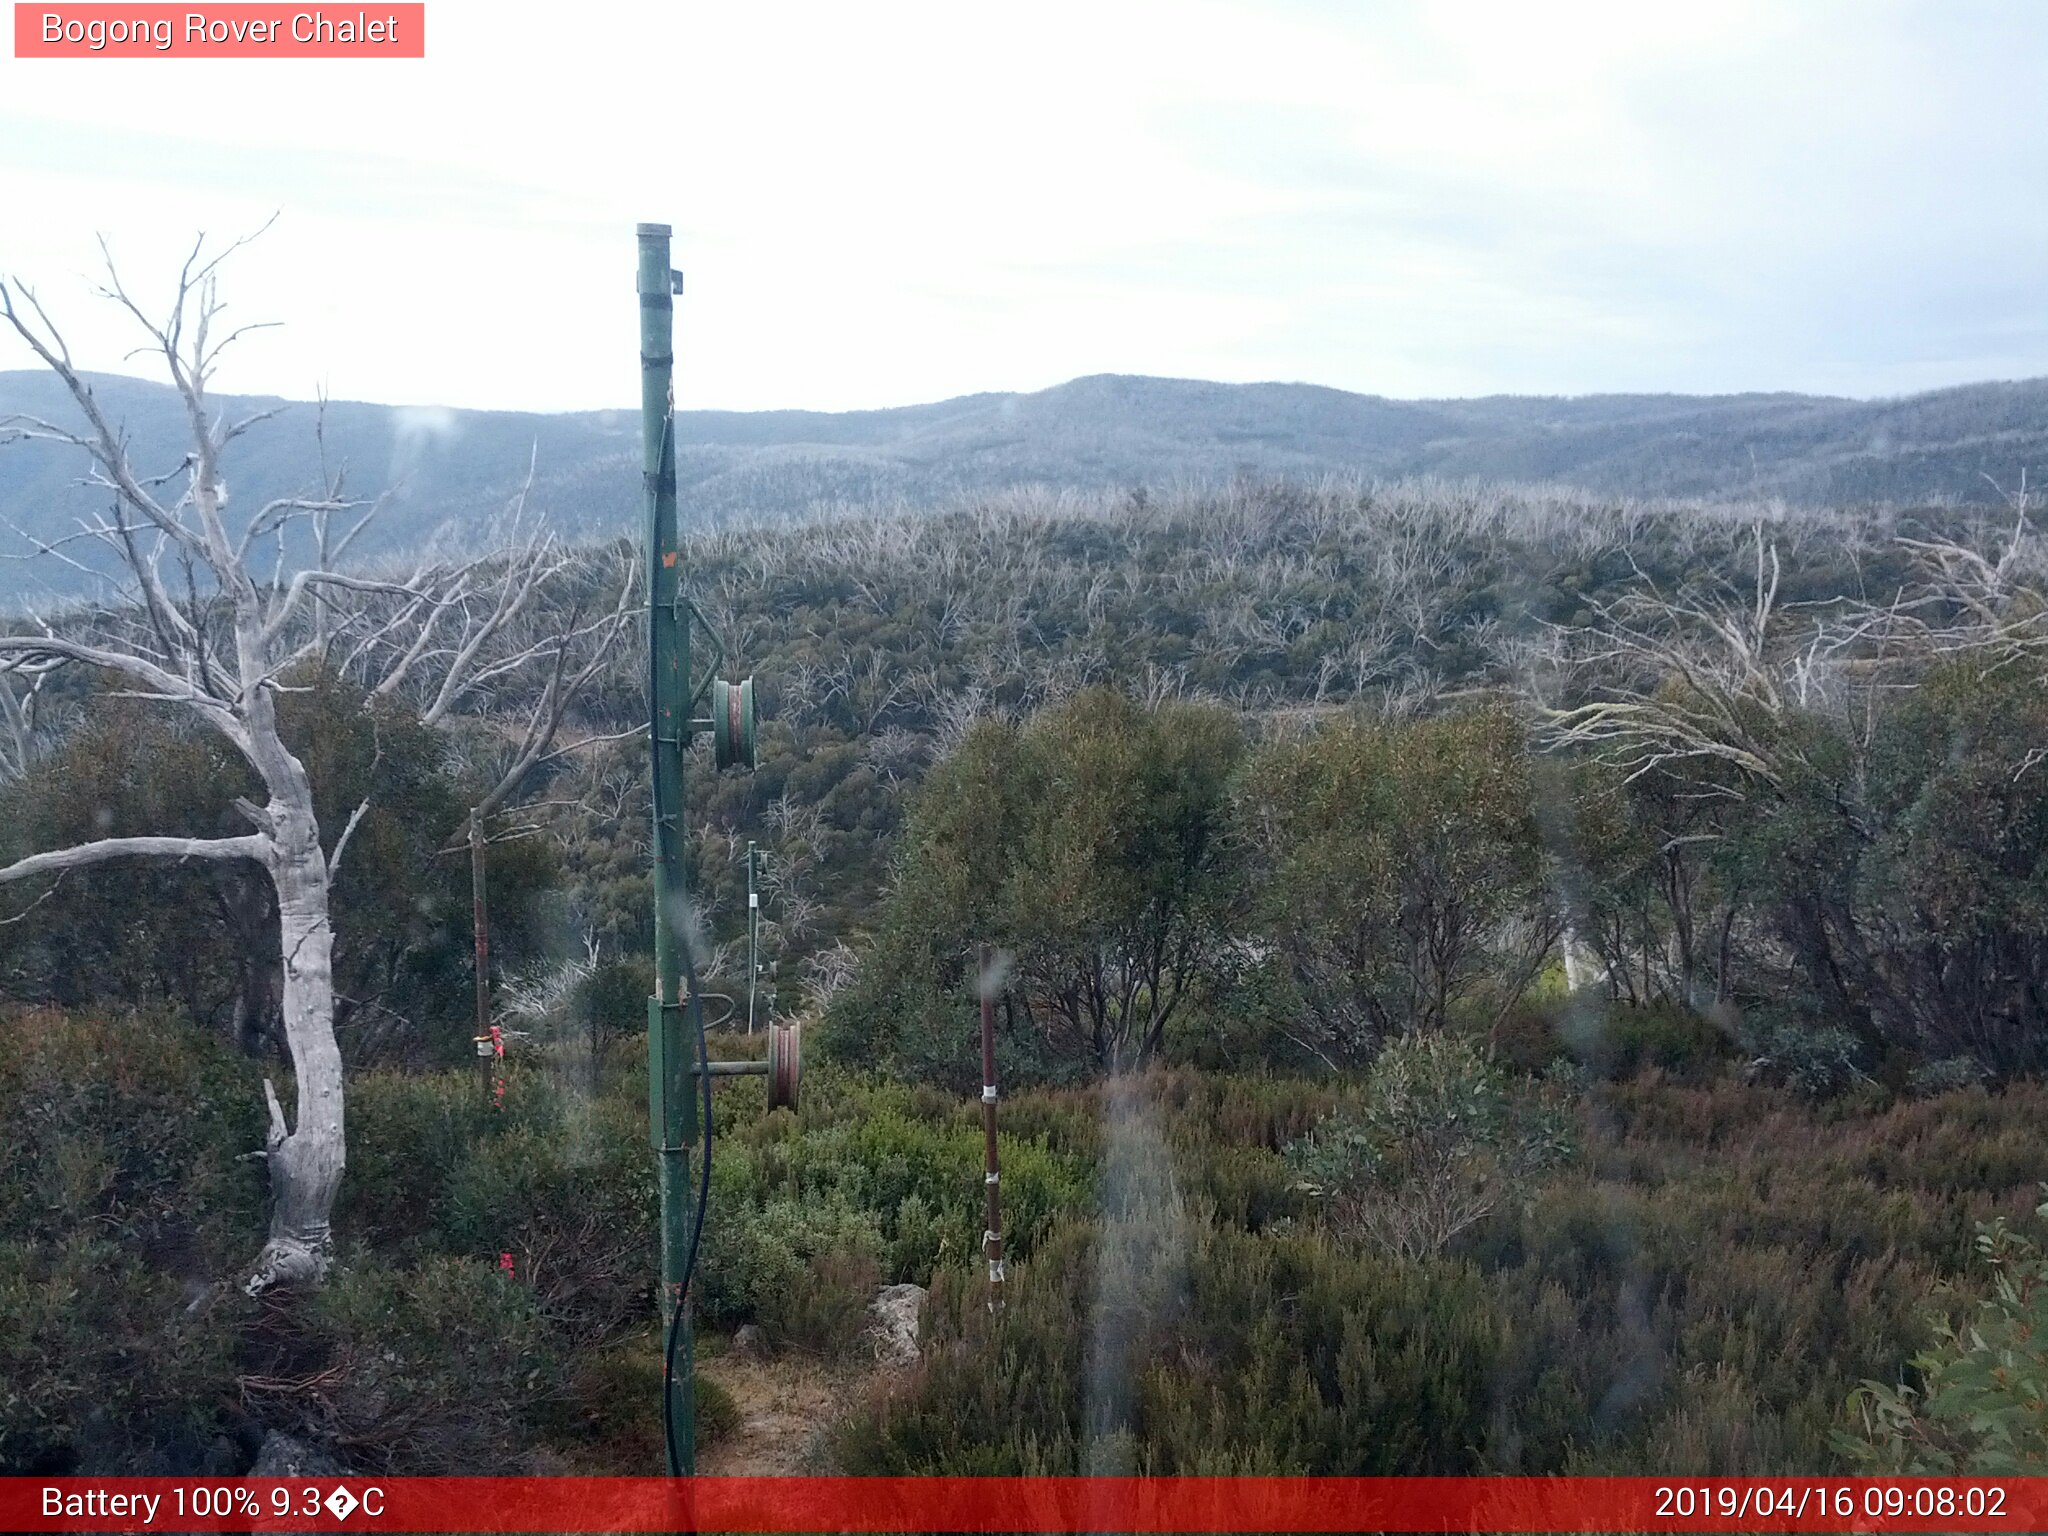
[{"left": 978, "top": 944, "right": 1005, "bottom": 1312}]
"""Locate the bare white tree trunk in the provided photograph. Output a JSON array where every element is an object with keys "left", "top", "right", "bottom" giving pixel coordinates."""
[
  {"left": 246, "top": 812, "right": 345, "bottom": 1291},
  {"left": 0, "top": 234, "right": 633, "bottom": 1296}
]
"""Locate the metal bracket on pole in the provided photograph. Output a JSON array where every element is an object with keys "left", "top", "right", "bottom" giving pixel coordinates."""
[{"left": 647, "top": 997, "right": 698, "bottom": 1151}]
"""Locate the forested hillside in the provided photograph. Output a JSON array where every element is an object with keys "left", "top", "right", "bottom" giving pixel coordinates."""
[
  {"left": 10, "top": 368, "right": 2048, "bottom": 602},
  {"left": 8, "top": 477, "right": 2048, "bottom": 1477},
  {"left": 6, "top": 478, "right": 1978, "bottom": 1048}
]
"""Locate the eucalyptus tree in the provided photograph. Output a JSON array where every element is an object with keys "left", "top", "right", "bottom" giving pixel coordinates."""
[
  {"left": 1236, "top": 705, "right": 1556, "bottom": 1062},
  {"left": 0, "top": 237, "right": 630, "bottom": 1293},
  {"left": 1540, "top": 520, "right": 2048, "bottom": 1074},
  {"left": 830, "top": 687, "right": 1243, "bottom": 1079}
]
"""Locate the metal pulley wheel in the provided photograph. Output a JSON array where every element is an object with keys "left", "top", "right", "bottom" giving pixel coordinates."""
[
  {"left": 767, "top": 1019, "right": 800, "bottom": 1111},
  {"left": 712, "top": 677, "right": 756, "bottom": 770}
]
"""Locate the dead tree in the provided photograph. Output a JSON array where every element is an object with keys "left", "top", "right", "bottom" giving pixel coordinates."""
[
  {"left": 0, "top": 669, "right": 51, "bottom": 783},
  {"left": 1532, "top": 536, "right": 1843, "bottom": 1007},
  {"left": 0, "top": 234, "right": 627, "bottom": 1294}
]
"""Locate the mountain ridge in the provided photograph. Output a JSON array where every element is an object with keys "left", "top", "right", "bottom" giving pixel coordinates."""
[{"left": 5, "top": 367, "right": 2047, "bottom": 601}]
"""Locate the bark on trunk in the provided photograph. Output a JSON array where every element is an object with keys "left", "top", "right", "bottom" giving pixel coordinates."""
[{"left": 243, "top": 822, "right": 346, "bottom": 1296}]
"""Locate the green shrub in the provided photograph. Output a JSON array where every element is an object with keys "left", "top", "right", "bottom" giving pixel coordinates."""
[
  {"left": 1234, "top": 706, "right": 1549, "bottom": 1058},
  {"left": 764, "top": 1247, "right": 885, "bottom": 1356},
  {"left": 1838, "top": 1194, "right": 2048, "bottom": 1473},
  {"left": 1149, "top": 1066, "right": 1346, "bottom": 1149},
  {"left": 0, "top": 1007, "right": 264, "bottom": 1260},
  {"left": 573, "top": 956, "right": 653, "bottom": 1055},
  {"left": 1491, "top": 1001, "right": 1569, "bottom": 1074},
  {"left": 21, "top": 978, "right": 2048, "bottom": 1479},
  {"left": 840, "top": 1067, "right": 2048, "bottom": 1477},
  {"left": 695, "top": 1194, "right": 884, "bottom": 1345},
  {"left": 742, "top": 1093, "right": 1089, "bottom": 1282},
  {"left": 823, "top": 690, "right": 1244, "bottom": 1080},
  {"left": 1564, "top": 1000, "right": 1732, "bottom": 1083},
  {"left": 440, "top": 1099, "right": 656, "bottom": 1345},
  {"left": 276, "top": 1256, "right": 569, "bottom": 1474},
  {"left": 564, "top": 1343, "right": 661, "bottom": 1466},
  {"left": 0, "top": 1008, "right": 260, "bottom": 1475},
  {"left": 0, "top": 1235, "right": 240, "bottom": 1474},
  {"left": 558, "top": 1336, "right": 735, "bottom": 1465},
  {"left": 886, "top": 1193, "right": 953, "bottom": 1278},
  {"left": 1907, "top": 1056, "right": 1987, "bottom": 1098},
  {"left": 1748, "top": 1018, "right": 1868, "bottom": 1099},
  {"left": 1286, "top": 1034, "right": 1574, "bottom": 1259},
  {"left": 1182, "top": 1143, "right": 1302, "bottom": 1233},
  {"left": 341, "top": 1063, "right": 657, "bottom": 1343},
  {"left": 0, "top": 685, "right": 557, "bottom": 1066},
  {"left": 838, "top": 1216, "right": 1508, "bottom": 1474},
  {"left": 337, "top": 1069, "right": 496, "bottom": 1252}
]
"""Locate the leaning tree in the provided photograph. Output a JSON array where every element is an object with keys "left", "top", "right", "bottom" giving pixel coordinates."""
[{"left": 0, "top": 234, "right": 630, "bottom": 1293}]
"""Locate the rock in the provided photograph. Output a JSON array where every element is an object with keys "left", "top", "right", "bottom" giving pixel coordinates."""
[
  {"left": 250, "top": 1431, "right": 342, "bottom": 1478},
  {"left": 731, "top": 1322, "right": 769, "bottom": 1361},
  {"left": 868, "top": 1282, "right": 927, "bottom": 1369}
]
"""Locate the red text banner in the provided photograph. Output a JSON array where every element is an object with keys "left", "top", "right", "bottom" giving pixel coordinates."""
[{"left": 6, "top": 1476, "right": 2046, "bottom": 1533}]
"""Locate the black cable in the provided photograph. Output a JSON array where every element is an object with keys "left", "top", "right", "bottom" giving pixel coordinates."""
[
  {"left": 660, "top": 931, "right": 712, "bottom": 1477},
  {"left": 649, "top": 403, "right": 715, "bottom": 1478}
]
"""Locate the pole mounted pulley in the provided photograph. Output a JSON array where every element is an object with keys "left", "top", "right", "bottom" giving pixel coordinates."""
[
  {"left": 768, "top": 1019, "right": 800, "bottom": 1111},
  {"left": 712, "top": 676, "right": 756, "bottom": 770},
  {"left": 686, "top": 1020, "right": 800, "bottom": 1111}
]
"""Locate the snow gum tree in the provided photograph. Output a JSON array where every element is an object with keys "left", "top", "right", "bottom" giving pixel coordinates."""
[{"left": 0, "top": 234, "right": 629, "bottom": 1293}]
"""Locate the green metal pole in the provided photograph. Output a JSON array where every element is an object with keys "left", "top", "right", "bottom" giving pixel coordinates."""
[{"left": 639, "top": 221, "right": 696, "bottom": 1476}]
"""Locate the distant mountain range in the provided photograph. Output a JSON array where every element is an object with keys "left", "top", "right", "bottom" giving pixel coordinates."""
[{"left": 5, "top": 368, "right": 2048, "bottom": 601}]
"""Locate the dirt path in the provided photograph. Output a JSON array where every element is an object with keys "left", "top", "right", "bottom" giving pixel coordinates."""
[{"left": 696, "top": 1352, "right": 875, "bottom": 1475}]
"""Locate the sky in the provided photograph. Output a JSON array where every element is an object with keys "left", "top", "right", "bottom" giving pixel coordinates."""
[{"left": 3, "top": 0, "right": 2047, "bottom": 414}]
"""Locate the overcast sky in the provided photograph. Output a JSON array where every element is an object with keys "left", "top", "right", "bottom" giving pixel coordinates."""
[{"left": 3, "top": 0, "right": 2046, "bottom": 414}]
